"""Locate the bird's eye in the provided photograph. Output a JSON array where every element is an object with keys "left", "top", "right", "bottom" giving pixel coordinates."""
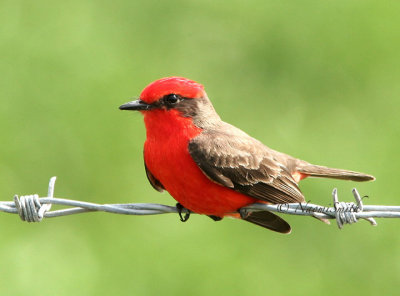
[{"left": 164, "top": 94, "right": 181, "bottom": 105}]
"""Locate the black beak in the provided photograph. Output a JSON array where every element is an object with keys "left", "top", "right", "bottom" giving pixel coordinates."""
[{"left": 119, "top": 99, "right": 152, "bottom": 111}]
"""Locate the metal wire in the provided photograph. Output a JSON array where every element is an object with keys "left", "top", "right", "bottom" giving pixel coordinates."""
[{"left": 1, "top": 177, "right": 399, "bottom": 229}]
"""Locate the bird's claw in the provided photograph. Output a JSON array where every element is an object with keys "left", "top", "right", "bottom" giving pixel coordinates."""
[{"left": 176, "top": 203, "right": 191, "bottom": 222}]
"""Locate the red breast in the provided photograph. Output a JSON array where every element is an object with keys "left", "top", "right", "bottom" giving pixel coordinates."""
[{"left": 143, "top": 107, "right": 256, "bottom": 216}]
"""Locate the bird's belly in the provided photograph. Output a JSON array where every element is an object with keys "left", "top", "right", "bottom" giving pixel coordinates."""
[
  {"left": 166, "top": 169, "right": 256, "bottom": 216},
  {"left": 144, "top": 139, "right": 256, "bottom": 216}
]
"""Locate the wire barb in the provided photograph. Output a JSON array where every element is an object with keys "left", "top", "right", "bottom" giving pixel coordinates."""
[
  {"left": 0, "top": 177, "right": 398, "bottom": 229},
  {"left": 12, "top": 177, "right": 56, "bottom": 222},
  {"left": 332, "top": 188, "right": 377, "bottom": 229}
]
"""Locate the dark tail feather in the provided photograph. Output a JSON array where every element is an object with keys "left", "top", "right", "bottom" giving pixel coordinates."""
[
  {"left": 297, "top": 164, "right": 375, "bottom": 182},
  {"left": 240, "top": 210, "right": 291, "bottom": 234}
]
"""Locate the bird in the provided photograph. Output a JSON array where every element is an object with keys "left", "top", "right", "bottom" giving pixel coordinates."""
[{"left": 119, "top": 77, "right": 375, "bottom": 233}]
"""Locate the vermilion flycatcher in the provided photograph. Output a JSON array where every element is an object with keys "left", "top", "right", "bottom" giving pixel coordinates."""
[{"left": 120, "top": 77, "right": 374, "bottom": 233}]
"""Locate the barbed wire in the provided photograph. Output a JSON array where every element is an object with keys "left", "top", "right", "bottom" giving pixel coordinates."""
[{"left": 1, "top": 177, "right": 400, "bottom": 229}]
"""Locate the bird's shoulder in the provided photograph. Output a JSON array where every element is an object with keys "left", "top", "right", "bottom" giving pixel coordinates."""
[{"left": 189, "top": 121, "right": 280, "bottom": 174}]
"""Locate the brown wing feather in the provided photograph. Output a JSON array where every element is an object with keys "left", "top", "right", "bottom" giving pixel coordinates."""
[
  {"left": 188, "top": 123, "right": 305, "bottom": 204},
  {"left": 240, "top": 210, "right": 291, "bottom": 233},
  {"left": 145, "top": 162, "right": 165, "bottom": 192}
]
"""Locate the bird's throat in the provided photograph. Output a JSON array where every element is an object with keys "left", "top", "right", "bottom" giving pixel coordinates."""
[{"left": 143, "top": 109, "right": 202, "bottom": 142}]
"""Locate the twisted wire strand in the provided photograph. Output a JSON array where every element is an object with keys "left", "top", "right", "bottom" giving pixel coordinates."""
[{"left": 1, "top": 177, "right": 400, "bottom": 228}]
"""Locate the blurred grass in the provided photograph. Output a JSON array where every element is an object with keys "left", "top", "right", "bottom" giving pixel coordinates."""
[{"left": 1, "top": 0, "right": 400, "bottom": 295}]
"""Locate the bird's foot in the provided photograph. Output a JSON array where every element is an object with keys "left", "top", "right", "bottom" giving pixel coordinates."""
[{"left": 176, "top": 203, "right": 191, "bottom": 222}]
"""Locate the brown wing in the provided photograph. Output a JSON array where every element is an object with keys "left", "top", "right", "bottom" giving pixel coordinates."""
[
  {"left": 145, "top": 162, "right": 165, "bottom": 192},
  {"left": 188, "top": 123, "right": 305, "bottom": 204},
  {"left": 240, "top": 210, "right": 291, "bottom": 233}
]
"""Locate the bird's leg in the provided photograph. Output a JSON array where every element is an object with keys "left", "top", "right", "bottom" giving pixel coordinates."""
[{"left": 176, "top": 203, "right": 191, "bottom": 222}]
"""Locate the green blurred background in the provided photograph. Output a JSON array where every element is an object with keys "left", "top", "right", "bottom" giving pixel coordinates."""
[{"left": 0, "top": 0, "right": 399, "bottom": 295}]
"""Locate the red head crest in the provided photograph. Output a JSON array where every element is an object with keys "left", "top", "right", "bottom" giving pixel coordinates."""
[{"left": 140, "top": 77, "right": 205, "bottom": 104}]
